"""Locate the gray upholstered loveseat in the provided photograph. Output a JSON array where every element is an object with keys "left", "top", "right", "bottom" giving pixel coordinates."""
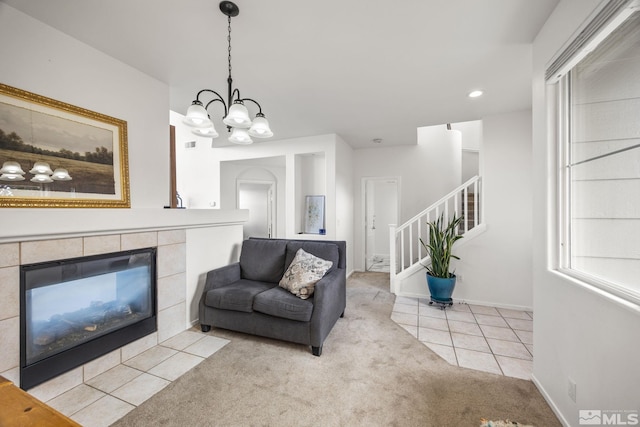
[{"left": 199, "top": 238, "right": 347, "bottom": 356}]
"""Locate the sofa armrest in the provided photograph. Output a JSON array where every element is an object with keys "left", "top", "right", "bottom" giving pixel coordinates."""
[
  {"left": 203, "top": 262, "right": 241, "bottom": 294},
  {"left": 309, "top": 268, "right": 347, "bottom": 347},
  {"left": 199, "top": 263, "right": 242, "bottom": 327}
]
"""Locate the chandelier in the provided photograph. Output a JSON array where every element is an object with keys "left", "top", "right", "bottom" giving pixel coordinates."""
[
  {"left": 182, "top": 1, "right": 273, "bottom": 145},
  {"left": 0, "top": 161, "right": 72, "bottom": 183}
]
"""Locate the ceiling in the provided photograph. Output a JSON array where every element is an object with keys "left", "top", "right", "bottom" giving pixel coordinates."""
[{"left": 2, "top": 0, "right": 559, "bottom": 148}]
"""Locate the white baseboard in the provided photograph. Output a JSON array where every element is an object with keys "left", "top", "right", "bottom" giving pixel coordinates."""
[
  {"left": 532, "top": 374, "right": 570, "bottom": 427},
  {"left": 393, "top": 291, "right": 532, "bottom": 312},
  {"left": 452, "top": 297, "right": 532, "bottom": 312}
]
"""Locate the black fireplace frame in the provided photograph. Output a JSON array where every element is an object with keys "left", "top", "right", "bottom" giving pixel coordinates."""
[{"left": 20, "top": 247, "right": 157, "bottom": 390}]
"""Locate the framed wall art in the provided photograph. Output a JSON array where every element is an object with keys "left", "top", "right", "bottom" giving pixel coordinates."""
[
  {"left": 0, "top": 83, "right": 130, "bottom": 208},
  {"left": 304, "top": 195, "right": 325, "bottom": 234}
]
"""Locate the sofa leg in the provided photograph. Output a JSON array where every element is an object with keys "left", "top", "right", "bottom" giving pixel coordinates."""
[
  {"left": 340, "top": 311, "right": 345, "bottom": 318},
  {"left": 312, "top": 346, "right": 322, "bottom": 356},
  {"left": 201, "top": 324, "right": 211, "bottom": 332}
]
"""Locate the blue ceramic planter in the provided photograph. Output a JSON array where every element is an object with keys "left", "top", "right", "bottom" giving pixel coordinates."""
[{"left": 426, "top": 273, "right": 456, "bottom": 303}]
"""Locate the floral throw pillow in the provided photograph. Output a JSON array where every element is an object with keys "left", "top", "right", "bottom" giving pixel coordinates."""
[{"left": 279, "top": 248, "right": 333, "bottom": 299}]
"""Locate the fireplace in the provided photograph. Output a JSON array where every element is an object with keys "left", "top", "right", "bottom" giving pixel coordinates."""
[{"left": 20, "top": 247, "right": 157, "bottom": 390}]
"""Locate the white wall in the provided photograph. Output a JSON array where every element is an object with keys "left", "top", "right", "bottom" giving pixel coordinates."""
[
  {"left": 532, "top": 1, "right": 640, "bottom": 425},
  {"left": 0, "top": 5, "right": 247, "bottom": 336},
  {"left": 456, "top": 110, "right": 533, "bottom": 308},
  {"left": 452, "top": 120, "right": 482, "bottom": 151},
  {"left": 352, "top": 126, "right": 461, "bottom": 272},
  {"left": 220, "top": 159, "right": 286, "bottom": 238},
  {"left": 296, "top": 153, "right": 326, "bottom": 233},
  {"left": 452, "top": 120, "right": 482, "bottom": 183},
  {"left": 194, "top": 134, "right": 354, "bottom": 273},
  {"left": 335, "top": 135, "right": 354, "bottom": 274},
  {"left": 186, "top": 225, "right": 244, "bottom": 326},
  {"left": 0, "top": 4, "right": 169, "bottom": 212},
  {"left": 170, "top": 110, "right": 219, "bottom": 209},
  {"left": 397, "top": 110, "right": 533, "bottom": 309}
]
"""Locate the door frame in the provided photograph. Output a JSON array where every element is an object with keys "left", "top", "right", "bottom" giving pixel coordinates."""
[
  {"left": 236, "top": 179, "right": 276, "bottom": 238},
  {"left": 361, "top": 176, "right": 401, "bottom": 271}
]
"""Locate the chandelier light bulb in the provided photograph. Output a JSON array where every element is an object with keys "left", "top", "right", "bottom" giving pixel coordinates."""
[{"left": 228, "top": 127, "right": 253, "bottom": 145}]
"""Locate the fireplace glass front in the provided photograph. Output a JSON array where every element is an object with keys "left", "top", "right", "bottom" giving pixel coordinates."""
[{"left": 20, "top": 247, "right": 157, "bottom": 390}]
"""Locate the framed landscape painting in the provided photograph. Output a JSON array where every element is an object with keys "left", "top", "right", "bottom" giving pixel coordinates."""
[{"left": 0, "top": 83, "right": 130, "bottom": 208}]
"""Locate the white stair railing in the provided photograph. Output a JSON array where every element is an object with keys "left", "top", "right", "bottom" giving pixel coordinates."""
[{"left": 389, "top": 176, "right": 482, "bottom": 290}]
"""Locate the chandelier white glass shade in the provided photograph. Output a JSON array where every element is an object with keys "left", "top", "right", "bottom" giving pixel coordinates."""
[
  {"left": 29, "top": 161, "right": 53, "bottom": 175},
  {"left": 0, "top": 161, "right": 71, "bottom": 182},
  {"left": 228, "top": 128, "right": 253, "bottom": 145},
  {"left": 0, "top": 161, "right": 26, "bottom": 181},
  {"left": 31, "top": 173, "right": 53, "bottom": 183},
  {"left": 51, "top": 168, "right": 72, "bottom": 181},
  {"left": 183, "top": 1, "right": 273, "bottom": 145}
]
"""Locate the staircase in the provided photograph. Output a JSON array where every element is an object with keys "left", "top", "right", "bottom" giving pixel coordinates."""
[
  {"left": 389, "top": 175, "right": 484, "bottom": 293},
  {"left": 462, "top": 190, "right": 479, "bottom": 232}
]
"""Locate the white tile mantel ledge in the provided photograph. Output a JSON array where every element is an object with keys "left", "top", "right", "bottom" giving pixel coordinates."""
[{"left": 0, "top": 208, "right": 249, "bottom": 244}]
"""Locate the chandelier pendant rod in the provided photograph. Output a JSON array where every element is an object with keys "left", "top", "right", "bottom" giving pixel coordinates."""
[
  {"left": 183, "top": 1, "right": 273, "bottom": 143},
  {"left": 227, "top": 13, "right": 235, "bottom": 111}
]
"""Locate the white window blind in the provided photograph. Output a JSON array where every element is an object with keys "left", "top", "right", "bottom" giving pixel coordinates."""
[{"left": 552, "top": 1, "right": 640, "bottom": 303}]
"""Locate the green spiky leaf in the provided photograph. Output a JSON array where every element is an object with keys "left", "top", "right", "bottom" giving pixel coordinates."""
[{"left": 419, "top": 213, "right": 464, "bottom": 278}]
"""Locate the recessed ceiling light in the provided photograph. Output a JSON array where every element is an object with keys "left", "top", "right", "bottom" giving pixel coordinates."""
[{"left": 468, "top": 90, "right": 484, "bottom": 98}]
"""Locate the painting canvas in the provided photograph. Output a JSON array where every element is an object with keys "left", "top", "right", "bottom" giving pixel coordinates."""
[
  {"left": 304, "top": 195, "right": 325, "bottom": 234},
  {"left": 0, "top": 83, "right": 130, "bottom": 208}
]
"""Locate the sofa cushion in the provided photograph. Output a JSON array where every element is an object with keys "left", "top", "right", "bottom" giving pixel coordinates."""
[
  {"left": 205, "top": 279, "right": 276, "bottom": 313},
  {"left": 284, "top": 241, "right": 339, "bottom": 273},
  {"left": 253, "top": 286, "right": 314, "bottom": 322},
  {"left": 279, "top": 248, "right": 333, "bottom": 300},
  {"left": 240, "top": 239, "right": 288, "bottom": 283}
]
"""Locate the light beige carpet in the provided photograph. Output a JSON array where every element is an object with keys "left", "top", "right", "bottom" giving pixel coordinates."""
[{"left": 113, "top": 272, "right": 560, "bottom": 427}]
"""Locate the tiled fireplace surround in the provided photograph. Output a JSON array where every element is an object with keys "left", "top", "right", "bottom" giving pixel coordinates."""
[{"left": 0, "top": 229, "right": 190, "bottom": 401}]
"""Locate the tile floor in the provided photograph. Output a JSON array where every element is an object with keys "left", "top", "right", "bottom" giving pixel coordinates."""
[
  {"left": 44, "top": 330, "right": 229, "bottom": 427},
  {"left": 391, "top": 296, "right": 534, "bottom": 380}
]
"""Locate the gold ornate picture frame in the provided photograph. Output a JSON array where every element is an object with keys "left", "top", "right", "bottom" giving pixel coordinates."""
[{"left": 0, "top": 83, "right": 130, "bottom": 208}]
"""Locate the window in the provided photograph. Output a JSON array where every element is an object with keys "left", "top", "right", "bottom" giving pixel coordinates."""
[{"left": 552, "top": 1, "right": 640, "bottom": 303}]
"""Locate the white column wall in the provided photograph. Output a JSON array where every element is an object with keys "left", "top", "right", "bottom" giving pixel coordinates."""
[
  {"left": 453, "top": 110, "right": 533, "bottom": 308},
  {"left": 185, "top": 225, "right": 244, "bottom": 326},
  {"left": 335, "top": 135, "right": 354, "bottom": 274},
  {"left": 532, "top": 1, "right": 640, "bottom": 425}
]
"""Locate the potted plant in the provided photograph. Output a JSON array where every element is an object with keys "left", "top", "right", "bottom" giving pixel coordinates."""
[{"left": 420, "top": 213, "right": 463, "bottom": 306}]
